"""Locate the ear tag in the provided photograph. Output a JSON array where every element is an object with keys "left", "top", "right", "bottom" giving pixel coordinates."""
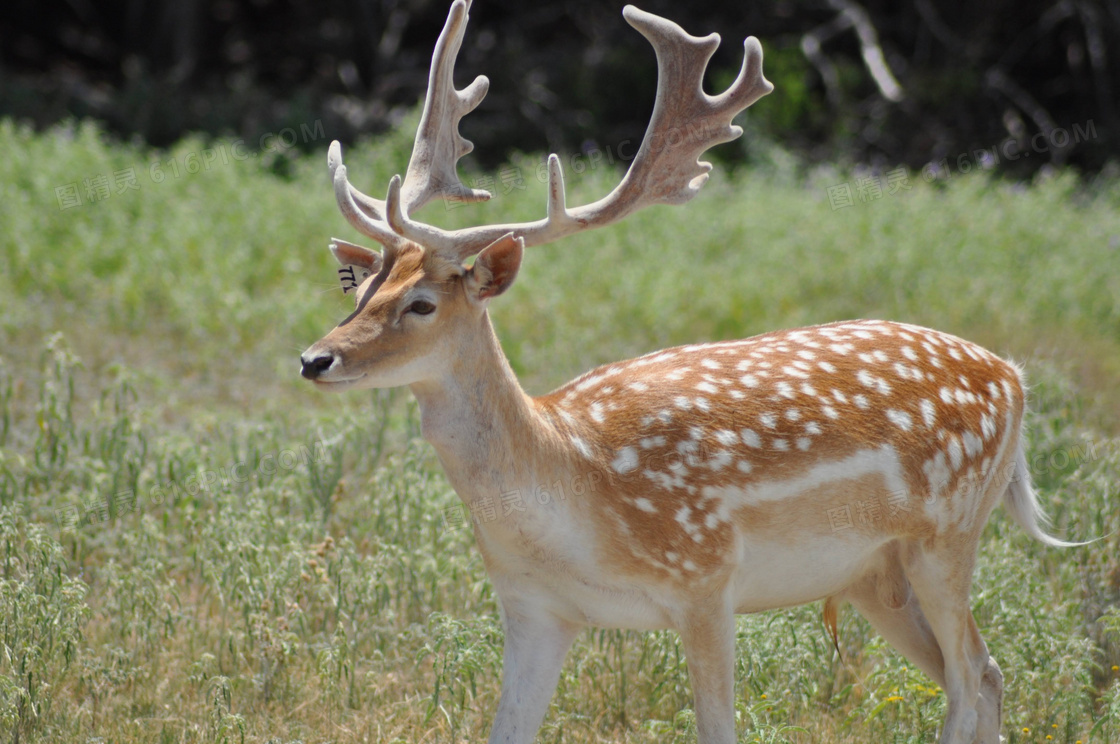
[{"left": 338, "top": 265, "right": 372, "bottom": 294}]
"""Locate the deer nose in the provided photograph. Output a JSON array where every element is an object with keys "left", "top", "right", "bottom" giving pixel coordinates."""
[{"left": 300, "top": 351, "right": 335, "bottom": 380}]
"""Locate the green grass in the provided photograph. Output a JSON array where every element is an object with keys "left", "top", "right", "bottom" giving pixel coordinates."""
[{"left": 1, "top": 116, "right": 1119, "bottom": 743}]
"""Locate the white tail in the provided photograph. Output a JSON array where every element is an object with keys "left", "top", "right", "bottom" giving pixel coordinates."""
[
  {"left": 1003, "top": 444, "right": 1084, "bottom": 547},
  {"left": 298, "top": 4, "right": 1074, "bottom": 743}
]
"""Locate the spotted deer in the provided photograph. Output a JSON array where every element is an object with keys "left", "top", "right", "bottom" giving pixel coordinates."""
[{"left": 299, "top": 3, "right": 1072, "bottom": 743}]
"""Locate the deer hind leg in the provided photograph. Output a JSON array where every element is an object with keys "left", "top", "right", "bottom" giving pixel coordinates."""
[
  {"left": 903, "top": 541, "right": 1001, "bottom": 744},
  {"left": 844, "top": 543, "right": 1002, "bottom": 744},
  {"left": 844, "top": 551, "right": 946, "bottom": 685},
  {"left": 977, "top": 655, "right": 1004, "bottom": 743}
]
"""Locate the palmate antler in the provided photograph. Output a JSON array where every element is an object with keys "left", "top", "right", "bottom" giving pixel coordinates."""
[
  {"left": 331, "top": 0, "right": 773, "bottom": 262},
  {"left": 328, "top": 0, "right": 488, "bottom": 253}
]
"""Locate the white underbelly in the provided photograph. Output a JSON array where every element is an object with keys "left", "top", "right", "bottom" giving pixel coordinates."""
[
  {"left": 478, "top": 496, "right": 887, "bottom": 630},
  {"left": 730, "top": 534, "right": 885, "bottom": 612}
]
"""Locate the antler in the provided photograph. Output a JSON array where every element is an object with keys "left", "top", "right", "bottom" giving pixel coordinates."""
[
  {"left": 331, "top": 2, "right": 773, "bottom": 262},
  {"left": 329, "top": 0, "right": 490, "bottom": 251}
]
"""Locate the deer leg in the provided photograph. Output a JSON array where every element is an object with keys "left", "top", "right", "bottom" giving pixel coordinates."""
[
  {"left": 904, "top": 545, "right": 994, "bottom": 744},
  {"left": 846, "top": 553, "right": 1004, "bottom": 744},
  {"left": 678, "top": 600, "right": 738, "bottom": 744},
  {"left": 844, "top": 567, "right": 947, "bottom": 687},
  {"left": 487, "top": 602, "right": 579, "bottom": 744},
  {"left": 977, "top": 655, "right": 1004, "bottom": 743}
]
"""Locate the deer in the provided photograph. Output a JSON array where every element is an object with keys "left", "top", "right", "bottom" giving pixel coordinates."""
[{"left": 299, "top": 2, "right": 1074, "bottom": 743}]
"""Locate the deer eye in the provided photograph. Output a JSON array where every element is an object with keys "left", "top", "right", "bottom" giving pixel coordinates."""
[{"left": 408, "top": 299, "right": 437, "bottom": 316}]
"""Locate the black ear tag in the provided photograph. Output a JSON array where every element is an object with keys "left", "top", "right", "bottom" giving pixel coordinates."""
[{"left": 338, "top": 265, "right": 372, "bottom": 294}]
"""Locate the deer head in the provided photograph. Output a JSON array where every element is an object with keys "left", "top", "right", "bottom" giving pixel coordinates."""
[{"left": 299, "top": 0, "right": 772, "bottom": 389}]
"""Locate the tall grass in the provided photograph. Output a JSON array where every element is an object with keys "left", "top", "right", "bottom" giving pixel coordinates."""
[{"left": 0, "top": 117, "right": 1118, "bottom": 742}]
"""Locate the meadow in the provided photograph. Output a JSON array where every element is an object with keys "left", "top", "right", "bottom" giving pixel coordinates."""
[{"left": 1, "top": 115, "right": 1119, "bottom": 743}]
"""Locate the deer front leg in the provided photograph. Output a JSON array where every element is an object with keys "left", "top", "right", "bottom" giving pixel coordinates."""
[
  {"left": 679, "top": 600, "right": 738, "bottom": 744},
  {"left": 487, "top": 599, "right": 579, "bottom": 744}
]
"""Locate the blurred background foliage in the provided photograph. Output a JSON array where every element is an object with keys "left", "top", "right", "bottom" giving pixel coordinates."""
[{"left": 2, "top": 0, "right": 1117, "bottom": 175}]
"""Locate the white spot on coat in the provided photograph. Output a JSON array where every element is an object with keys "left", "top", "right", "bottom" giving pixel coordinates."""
[
  {"left": 707, "top": 450, "right": 733, "bottom": 471},
  {"left": 612, "top": 447, "right": 639, "bottom": 474},
  {"left": 924, "top": 451, "right": 951, "bottom": 499},
  {"left": 920, "top": 399, "right": 937, "bottom": 429},
  {"left": 714, "top": 429, "right": 739, "bottom": 446},
  {"left": 571, "top": 436, "right": 593, "bottom": 459},
  {"left": 947, "top": 436, "right": 963, "bottom": 470},
  {"left": 886, "top": 409, "right": 913, "bottom": 431},
  {"left": 980, "top": 414, "right": 996, "bottom": 441},
  {"left": 574, "top": 373, "right": 605, "bottom": 392},
  {"left": 962, "top": 430, "right": 983, "bottom": 457}
]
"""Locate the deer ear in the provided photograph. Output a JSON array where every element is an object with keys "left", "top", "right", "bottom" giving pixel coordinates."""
[
  {"left": 329, "top": 239, "right": 383, "bottom": 295},
  {"left": 466, "top": 233, "right": 523, "bottom": 302}
]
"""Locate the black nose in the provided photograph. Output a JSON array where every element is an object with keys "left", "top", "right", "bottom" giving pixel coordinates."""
[{"left": 300, "top": 352, "right": 335, "bottom": 380}]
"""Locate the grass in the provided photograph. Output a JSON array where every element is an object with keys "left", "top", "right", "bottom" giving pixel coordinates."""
[{"left": 1, "top": 115, "right": 1119, "bottom": 743}]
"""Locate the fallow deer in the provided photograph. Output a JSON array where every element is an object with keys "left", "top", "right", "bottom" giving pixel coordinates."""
[{"left": 300, "top": 3, "right": 1072, "bottom": 742}]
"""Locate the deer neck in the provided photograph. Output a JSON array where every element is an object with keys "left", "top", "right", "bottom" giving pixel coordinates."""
[{"left": 409, "top": 312, "right": 546, "bottom": 508}]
